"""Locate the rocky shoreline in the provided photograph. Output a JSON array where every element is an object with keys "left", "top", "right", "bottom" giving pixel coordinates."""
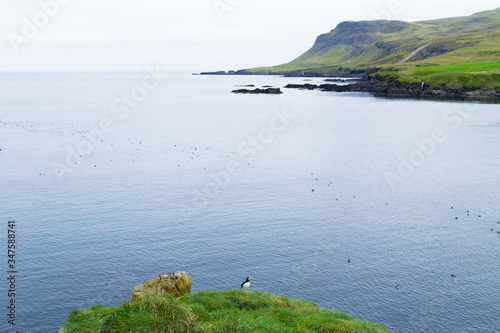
[
  {"left": 199, "top": 68, "right": 365, "bottom": 77},
  {"left": 285, "top": 74, "right": 500, "bottom": 100},
  {"left": 202, "top": 70, "right": 500, "bottom": 100}
]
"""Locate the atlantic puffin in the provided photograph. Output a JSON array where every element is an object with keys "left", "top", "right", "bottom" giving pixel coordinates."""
[{"left": 241, "top": 277, "right": 252, "bottom": 292}]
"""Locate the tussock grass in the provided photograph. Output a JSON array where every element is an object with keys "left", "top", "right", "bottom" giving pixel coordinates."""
[{"left": 61, "top": 295, "right": 196, "bottom": 333}]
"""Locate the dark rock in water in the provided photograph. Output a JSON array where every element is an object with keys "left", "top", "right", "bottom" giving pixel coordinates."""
[
  {"left": 235, "top": 84, "right": 255, "bottom": 87},
  {"left": 262, "top": 85, "right": 274, "bottom": 88},
  {"left": 232, "top": 88, "right": 283, "bottom": 94},
  {"left": 132, "top": 271, "right": 191, "bottom": 300},
  {"left": 284, "top": 84, "right": 318, "bottom": 90},
  {"left": 324, "top": 78, "right": 360, "bottom": 82}
]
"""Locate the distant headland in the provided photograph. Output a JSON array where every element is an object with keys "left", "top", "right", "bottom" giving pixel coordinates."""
[{"left": 200, "top": 7, "right": 500, "bottom": 100}]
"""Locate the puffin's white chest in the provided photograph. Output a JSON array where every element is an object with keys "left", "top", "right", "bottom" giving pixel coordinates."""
[{"left": 242, "top": 281, "right": 250, "bottom": 290}]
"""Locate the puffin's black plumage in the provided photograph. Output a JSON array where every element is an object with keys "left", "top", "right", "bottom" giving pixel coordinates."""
[{"left": 241, "top": 277, "right": 252, "bottom": 291}]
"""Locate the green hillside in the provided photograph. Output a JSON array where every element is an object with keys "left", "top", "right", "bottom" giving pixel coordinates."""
[
  {"left": 59, "top": 290, "right": 392, "bottom": 333},
  {"left": 249, "top": 7, "right": 500, "bottom": 87}
]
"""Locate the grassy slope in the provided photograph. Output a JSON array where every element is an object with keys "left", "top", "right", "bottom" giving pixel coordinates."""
[
  {"left": 60, "top": 290, "right": 392, "bottom": 333},
  {"left": 385, "top": 61, "right": 500, "bottom": 89},
  {"left": 250, "top": 8, "right": 500, "bottom": 89}
]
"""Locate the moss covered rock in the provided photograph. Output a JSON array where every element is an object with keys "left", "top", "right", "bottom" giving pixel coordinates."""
[{"left": 132, "top": 271, "right": 191, "bottom": 300}]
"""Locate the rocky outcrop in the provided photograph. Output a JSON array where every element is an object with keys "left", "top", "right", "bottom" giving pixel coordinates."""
[
  {"left": 310, "top": 20, "right": 409, "bottom": 56},
  {"left": 285, "top": 75, "right": 500, "bottom": 99},
  {"left": 403, "top": 42, "right": 468, "bottom": 63},
  {"left": 232, "top": 88, "right": 283, "bottom": 94},
  {"left": 199, "top": 70, "right": 227, "bottom": 75},
  {"left": 132, "top": 271, "right": 191, "bottom": 300},
  {"left": 284, "top": 84, "right": 318, "bottom": 90}
]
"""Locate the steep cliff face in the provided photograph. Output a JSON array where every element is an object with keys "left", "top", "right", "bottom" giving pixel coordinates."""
[
  {"left": 271, "top": 20, "right": 416, "bottom": 70},
  {"left": 310, "top": 20, "right": 409, "bottom": 56}
]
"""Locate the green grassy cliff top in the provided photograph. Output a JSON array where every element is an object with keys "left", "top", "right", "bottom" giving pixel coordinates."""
[{"left": 60, "top": 289, "right": 392, "bottom": 333}]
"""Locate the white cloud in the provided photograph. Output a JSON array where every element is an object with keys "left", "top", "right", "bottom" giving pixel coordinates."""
[{"left": 0, "top": 0, "right": 499, "bottom": 71}]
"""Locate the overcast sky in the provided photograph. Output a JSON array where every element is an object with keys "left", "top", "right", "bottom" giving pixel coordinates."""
[{"left": 1, "top": 0, "right": 498, "bottom": 71}]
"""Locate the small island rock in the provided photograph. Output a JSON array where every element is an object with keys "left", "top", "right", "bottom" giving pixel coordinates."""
[{"left": 232, "top": 88, "right": 283, "bottom": 94}]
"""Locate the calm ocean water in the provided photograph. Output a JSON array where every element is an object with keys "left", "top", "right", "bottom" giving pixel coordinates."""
[{"left": 0, "top": 71, "right": 499, "bottom": 332}]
